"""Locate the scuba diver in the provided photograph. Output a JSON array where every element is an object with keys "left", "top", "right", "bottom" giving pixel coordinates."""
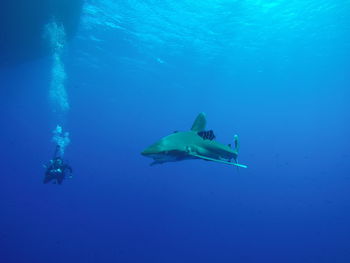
[{"left": 43, "top": 145, "right": 72, "bottom": 185}]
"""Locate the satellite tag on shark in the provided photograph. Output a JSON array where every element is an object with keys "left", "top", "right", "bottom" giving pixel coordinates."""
[{"left": 141, "top": 113, "right": 248, "bottom": 168}]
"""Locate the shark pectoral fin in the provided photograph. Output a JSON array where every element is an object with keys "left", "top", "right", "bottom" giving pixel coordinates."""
[
  {"left": 150, "top": 160, "right": 162, "bottom": 166},
  {"left": 189, "top": 153, "right": 248, "bottom": 168},
  {"left": 191, "top": 112, "right": 207, "bottom": 132}
]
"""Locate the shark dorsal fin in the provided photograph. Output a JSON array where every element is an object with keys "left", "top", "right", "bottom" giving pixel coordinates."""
[{"left": 191, "top": 112, "right": 206, "bottom": 132}]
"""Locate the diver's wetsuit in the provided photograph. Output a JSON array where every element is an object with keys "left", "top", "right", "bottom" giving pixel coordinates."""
[{"left": 44, "top": 146, "right": 72, "bottom": 185}]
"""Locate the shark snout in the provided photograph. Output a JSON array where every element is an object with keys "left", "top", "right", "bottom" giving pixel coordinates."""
[
  {"left": 141, "top": 149, "right": 151, "bottom": 156},
  {"left": 141, "top": 147, "right": 158, "bottom": 157},
  {"left": 141, "top": 141, "right": 164, "bottom": 157}
]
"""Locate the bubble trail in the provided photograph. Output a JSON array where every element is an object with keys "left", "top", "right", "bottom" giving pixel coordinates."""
[{"left": 46, "top": 19, "right": 70, "bottom": 115}]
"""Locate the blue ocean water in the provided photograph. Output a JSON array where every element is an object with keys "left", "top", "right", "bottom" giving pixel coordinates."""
[{"left": 1, "top": 0, "right": 350, "bottom": 262}]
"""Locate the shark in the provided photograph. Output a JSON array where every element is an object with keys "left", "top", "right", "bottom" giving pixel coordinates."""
[{"left": 141, "top": 113, "right": 247, "bottom": 168}]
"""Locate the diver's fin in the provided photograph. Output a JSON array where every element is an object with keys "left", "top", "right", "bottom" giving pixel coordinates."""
[
  {"left": 191, "top": 112, "right": 206, "bottom": 132},
  {"left": 189, "top": 153, "right": 247, "bottom": 168},
  {"left": 57, "top": 177, "right": 64, "bottom": 184},
  {"left": 43, "top": 176, "right": 53, "bottom": 184}
]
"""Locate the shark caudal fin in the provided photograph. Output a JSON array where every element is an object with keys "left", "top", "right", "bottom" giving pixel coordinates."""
[{"left": 191, "top": 112, "right": 206, "bottom": 132}]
